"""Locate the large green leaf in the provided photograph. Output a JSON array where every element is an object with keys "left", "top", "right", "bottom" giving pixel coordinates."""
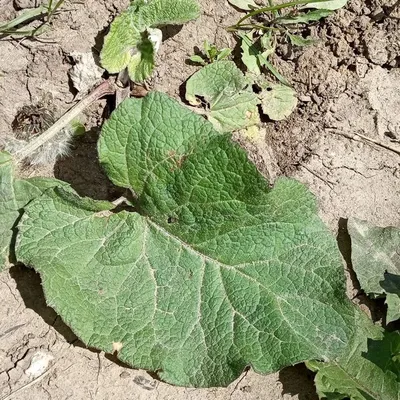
[
  {"left": 17, "top": 92, "right": 355, "bottom": 387},
  {"left": 186, "top": 61, "right": 260, "bottom": 132},
  {"left": 0, "top": 151, "right": 64, "bottom": 270},
  {"left": 260, "top": 83, "right": 298, "bottom": 121},
  {"left": 307, "top": 310, "right": 400, "bottom": 400},
  {"left": 100, "top": 0, "right": 200, "bottom": 82},
  {"left": 348, "top": 218, "right": 400, "bottom": 323}
]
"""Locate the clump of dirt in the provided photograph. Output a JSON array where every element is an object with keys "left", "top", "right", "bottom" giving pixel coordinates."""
[{"left": 264, "top": 0, "right": 400, "bottom": 175}]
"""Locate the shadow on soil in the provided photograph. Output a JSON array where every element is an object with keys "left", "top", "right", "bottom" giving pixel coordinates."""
[
  {"left": 10, "top": 264, "right": 140, "bottom": 370},
  {"left": 279, "top": 364, "right": 318, "bottom": 400},
  {"left": 10, "top": 264, "right": 79, "bottom": 345},
  {"left": 54, "top": 130, "right": 124, "bottom": 201},
  {"left": 337, "top": 218, "right": 386, "bottom": 324}
]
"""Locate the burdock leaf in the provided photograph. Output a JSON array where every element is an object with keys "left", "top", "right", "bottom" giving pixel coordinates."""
[{"left": 17, "top": 92, "right": 355, "bottom": 387}]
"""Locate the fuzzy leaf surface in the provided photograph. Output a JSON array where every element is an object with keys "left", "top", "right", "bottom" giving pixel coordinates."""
[
  {"left": 260, "top": 84, "right": 298, "bottom": 121},
  {"left": 307, "top": 311, "right": 400, "bottom": 400},
  {"left": 0, "top": 151, "right": 65, "bottom": 269},
  {"left": 100, "top": 0, "right": 200, "bottom": 82},
  {"left": 17, "top": 92, "right": 355, "bottom": 387},
  {"left": 186, "top": 61, "right": 260, "bottom": 132},
  {"left": 348, "top": 218, "right": 400, "bottom": 323}
]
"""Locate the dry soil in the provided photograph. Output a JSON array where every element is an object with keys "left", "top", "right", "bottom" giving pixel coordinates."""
[{"left": 0, "top": 0, "right": 399, "bottom": 399}]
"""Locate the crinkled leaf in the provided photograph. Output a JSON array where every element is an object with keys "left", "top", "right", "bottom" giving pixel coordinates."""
[
  {"left": 307, "top": 310, "right": 400, "bottom": 400},
  {"left": 228, "top": 0, "right": 258, "bottom": 11},
  {"left": 306, "top": 0, "right": 347, "bottom": 10},
  {"left": 186, "top": 61, "right": 260, "bottom": 132},
  {"left": 0, "top": 151, "right": 65, "bottom": 269},
  {"left": 68, "top": 52, "right": 104, "bottom": 97},
  {"left": 127, "top": 33, "right": 156, "bottom": 83},
  {"left": 348, "top": 218, "right": 400, "bottom": 323},
  {"left": 101, "top": 0, "right": 200, "bottom": 82},
  {"left": 260, "top": 83, "right": 298, "bottom": 121},
  {"left": 279, "top": 9, "right": 333, "bottom": 24},
  {"left": 17, "top": 92, "right": 355, "bottom": 387}
]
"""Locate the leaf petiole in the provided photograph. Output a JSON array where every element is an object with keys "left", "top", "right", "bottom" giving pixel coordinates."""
[
  {"left": 227, "top": 24, "right": 282, "bottom": 32},
  {"left": 15, "top": 80, "right": 116, "bottom": 163}
]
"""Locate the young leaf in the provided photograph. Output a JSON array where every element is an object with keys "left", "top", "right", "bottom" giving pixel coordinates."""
[
  {"left": 348, "top": 218, "right": 400, "bottom": 323},
  {"left": 0, "top": 151, "right": 65, "bottom": 269},
  {"left": 203, "top": 40, "right": 212, "bottom": 59},
  {"left": 216, "top": 48, "right": 232, "bottom": 61},
  {"left": 307, "top": 310, "right": 400, "bottom": 400},
  {"left": 186, "top": 60, "right": 260, "bottom": 132},
  {"left": 127, "top": 33, "right": 156, "bottom": 83},
  {"left": 260, "top": 83, "right": 298, "bottom": 121},
  {"left": 256, "top": 35, "right": 291, "bottom": 87},
  {"left": 198, "top": 41, "right": 231, "bottom": 63},
  {"left": 306, "top": 0, "right": 347, "bottom": 10},
  {"left": 16, "top": 92, "right": 356, "bottom": 387},
  {"left": 101, "top": 0, "right": 200, "bottom": 82},
  {"left": 189, "top": 55, "right": 206, "bottom": 65}
]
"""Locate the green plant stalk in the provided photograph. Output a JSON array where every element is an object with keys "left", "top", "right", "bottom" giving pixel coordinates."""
[
  {"left": 232, "top": 0, "right": 331, "bottom": 27},
  {"left": 0, "top": 2, "right": 65, "bottom": 37},
  {"left": 226, "top": 24, "right": 282, "bottom": 32},
  {"left": 15, "top": 80, "right": 116, "bottom": 163},
  {"left": 260, "top": 57, "right": 291, "bottom": 86},
  {"left": 47, "top": 0, "right": 65, "bottom": 22},
  {"left": 0, "top": 6, "right": 48, "bottom": 31},
  {"left": 0, "top": 27, "right": 46, "bottom": 36},
  {"left": 268, "top": 0, "right": 279, "bottom": 18}
]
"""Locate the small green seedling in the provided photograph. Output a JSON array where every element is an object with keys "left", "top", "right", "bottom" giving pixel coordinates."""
[
  {"left": 185, "top": 59, "right": 297, "bottom": 128},
  {"left": 227, "top": 0, "right": 348, "bottom": 114},
  {"left": 189, "top": 40, "right": 232, "bottom": 65},
  {"left": 223, "top": 0, "right": 347, "bottom": 121},
  {"left": 101, "top": 0, "right": 200, "bottom": 82}
]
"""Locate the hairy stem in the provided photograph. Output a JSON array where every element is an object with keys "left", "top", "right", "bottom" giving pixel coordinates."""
[{"left": 15, "top": 80, "right": 116, "bottom": 163}]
